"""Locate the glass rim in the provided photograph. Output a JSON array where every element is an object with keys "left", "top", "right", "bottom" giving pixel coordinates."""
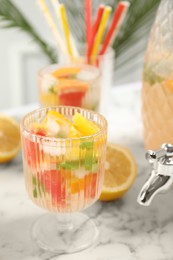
[
  {"left": 38, "top": 63, "right": 101, "bottom": 84},
  {"left": 21, "top": 106, "right": 107, "bottom": 143}
]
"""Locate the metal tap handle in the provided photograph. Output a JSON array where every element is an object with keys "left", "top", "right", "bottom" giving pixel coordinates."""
[
  {"left": 145, "top": 143, "right": 173, "bottom": 177},
  {"left": 137, "top": 144, "right": 173, "bottom": 206}
]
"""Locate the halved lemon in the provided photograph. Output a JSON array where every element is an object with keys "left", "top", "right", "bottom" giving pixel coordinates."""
[
  {"left": 0, "top": 114, "right": 20, "bottom": 163},
  {"left": 100, "top": 143, "right": 137, "bottom": 201}
]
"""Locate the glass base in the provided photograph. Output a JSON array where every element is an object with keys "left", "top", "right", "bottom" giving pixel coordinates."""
[{"left": 31, "top": 212, "right": 99, "bottom": 254}]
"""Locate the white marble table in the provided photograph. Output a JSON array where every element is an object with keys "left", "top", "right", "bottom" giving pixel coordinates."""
[{"left": 1, "top": 83, "right": 173, "bottom": 260}]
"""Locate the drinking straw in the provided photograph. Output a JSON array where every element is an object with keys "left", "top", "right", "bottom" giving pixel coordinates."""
[
  {"left": 59, "top": 4, "right": 74, "bottom": 58},
  {"left": 99, "top": 1, "right": 130, "bottom": 55},
  {"left": 50, "top": 0, "right": 79, "bottom": 57},
  {"left": 85, "top": 0, "right": 92, "bottom": 45},
  {"left": 37, "top": 0, "right": 68, "bottom": 57},
  {"left": 86, "top": 4, "right": 104, "bottom": 62},
  {"left": 91, "top": 6, "right": 112, "bottom": 61}
]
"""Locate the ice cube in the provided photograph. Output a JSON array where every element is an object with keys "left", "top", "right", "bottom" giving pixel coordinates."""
[
  {"left": 76, "top": 68, "right": 99, "bottom": 81},
  {"left": 46, "top": 117, "right": 60, "bottom": 136},
  {"left": 42, "top": 140, "right": 66, "bottom": 156}
]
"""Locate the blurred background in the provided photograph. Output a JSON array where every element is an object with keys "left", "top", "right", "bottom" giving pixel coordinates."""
[{"left": 0, "top": 0, "right": 160, "bottom": 109}]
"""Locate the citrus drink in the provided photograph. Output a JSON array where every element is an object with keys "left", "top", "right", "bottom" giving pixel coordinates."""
[
  {"left": 142, "top": 66, "right": 173, "bottom": 149},
  {"left": 38, "top": 64, "right": 100, "bottom": 111},
  {"left": 21, "top": 107, "right": 107, "bottom": 212}
]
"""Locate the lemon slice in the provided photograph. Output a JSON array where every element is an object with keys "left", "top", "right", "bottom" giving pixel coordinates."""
[
  {"left": 73, "top": 112, "right": 100, "bottom": 136},
  {"left": 0, "top": 114, "right": 20, "bottom": 163},
  {"left": 46, "top": 110, "right": 72, "bottom": 126},
  {"left": 68, "top": 126, "right": 83, "bottom": 138},
  {"left": 100, "top": 143, "right": 137, "bottom": 201}
]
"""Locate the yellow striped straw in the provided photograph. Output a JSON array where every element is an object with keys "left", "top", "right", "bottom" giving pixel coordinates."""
[
  {"left": 51, "top": 0, "right": 79, "bottom": 57},
  {"left": 91, "top": 6, "right": 112, "bottom": 61},
  {"left": 37, "top": 0, "right": 68, "bottom": 57},
  {"left": 59, "top": 4, "right": 74, "bottom": 58}
]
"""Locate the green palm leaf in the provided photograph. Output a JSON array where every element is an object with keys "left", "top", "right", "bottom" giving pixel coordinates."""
[
  {"left": 113, "top": 0, "right": 161, "bottom": 56},
  {"left": 62, "top": 0, "right": 161, "bottom": 68},
  {"left": 0, "top": 0, "right": 161, "bottom": 70},
  {"left": 0, "top": 0, "right": 57, "bottom": 63}
]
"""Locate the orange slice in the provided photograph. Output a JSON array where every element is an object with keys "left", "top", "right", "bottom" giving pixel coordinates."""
[
  {"left": 52, "top": 67, "right": 80, "bottom": 79},
  {"left": 100, "top": 143, "right": 137, "bottom": 201},
  {"left": 73, "top": 112, "right": 100, "bottom": 136},
  {"left": 71, "top": 177, "right": 84, "bottom": 194},
  {"left": 58, "top": 79, "right": 89, "bottom": 92},
  {"left": 0, "top": 114, "right": 20, "bottom": 163}
]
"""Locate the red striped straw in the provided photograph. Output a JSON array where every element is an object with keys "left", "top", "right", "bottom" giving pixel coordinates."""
[
  {"left": 86, "top": 4, "right": 104, "bottom": 62},
  {"left": 85, "top": 0, "right": 92, "bottom": 45},
  {"left": 99, "top": 1, "right": 130, "bottom": 56}
]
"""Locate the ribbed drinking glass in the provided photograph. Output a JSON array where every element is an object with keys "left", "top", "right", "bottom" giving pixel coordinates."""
[{"left": 20, "top": 106, "right": 107, "bottom": 253}]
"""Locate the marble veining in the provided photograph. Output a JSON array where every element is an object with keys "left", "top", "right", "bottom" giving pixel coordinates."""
[{"left": 1, "top": 85, "right": 173, "bottom": 260}]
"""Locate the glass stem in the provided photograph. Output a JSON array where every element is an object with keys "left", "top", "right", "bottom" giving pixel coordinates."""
[{"left": 56, "top": 213, "right": 73, "bottom": 230}]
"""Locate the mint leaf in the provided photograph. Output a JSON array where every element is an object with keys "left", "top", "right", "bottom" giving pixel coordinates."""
[
  {"left": 143, "top": 66, "right": 163, "bottom": 85},
  {"left": 84, "top": 151, "right": 95, "bottom": 170},
  {"left": 59, "top": 156, "right": 98, "bottom": 171},
  {"left": 32, "top": 176, "right": 37, "bottom": 185},
  {"left": 60, "top": 160, "right": 80, "bottom": 170},
  {"left": 56, "top": 132, "right": 67, "bottom": 138},
  {"left": 80, "top": 141, "right": 93, "bottom": 150},
  {"left": 48, "top": 85, "right": 57, "bottom": 94},
  {"left": 37, "top": 184, "right": 41, "bottom": 197},
  {"left": 33, "top": 188, "right": 37, "bottom": 198},
  {"left": 91, "top": 103, "right": 98, "bottom": 111},
  {"left": 79, "top": 141, "right": 97, "bottom": 170},
  {"left": 32, "top": 175, "right": 45, "bottom": 197}
]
